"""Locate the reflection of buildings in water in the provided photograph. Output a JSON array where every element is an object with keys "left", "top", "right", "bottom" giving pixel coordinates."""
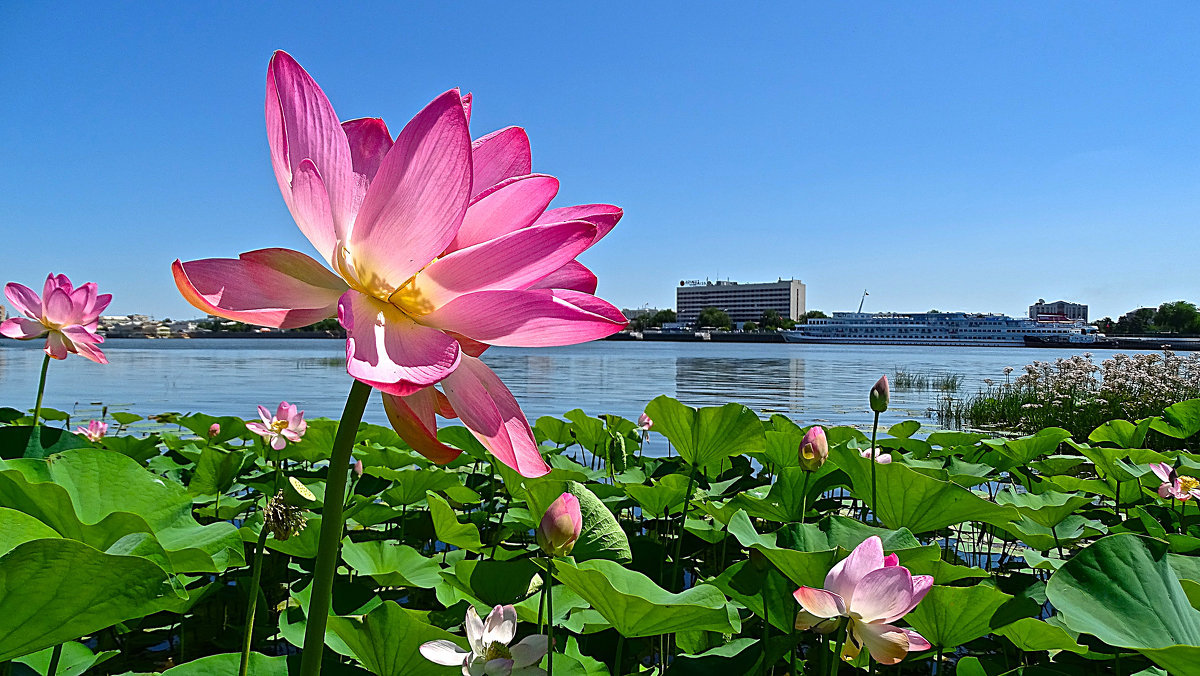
[{"left": 674, "top": 357, "right": 806, "bottom": 414}]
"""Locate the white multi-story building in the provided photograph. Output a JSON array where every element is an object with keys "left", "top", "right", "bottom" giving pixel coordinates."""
[
  {"left": 1029, "top": 299, "right": 1088, "bottom": 323},
  {"left": 676, "top": 278, "right": 806, "bottom": 326}
]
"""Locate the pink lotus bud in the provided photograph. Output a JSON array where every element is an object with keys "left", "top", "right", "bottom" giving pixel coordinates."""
[
  {"left": 208, "top": 423, "right": 221, "bottom": 438},
  {"left": 537, "top": 492, "right": 582, "bottom": 557},
  {"left": 798, "top": 426, "right": 828, "bottom": 471},
  {"left": 353, "top": 458, "right": 364, "bottom": 477},
  {"left": 869, "top": 375, "right": 890, "bottom": 413},
  {"left": 638, "top": 413, "right": 653, "bottom": 431}
]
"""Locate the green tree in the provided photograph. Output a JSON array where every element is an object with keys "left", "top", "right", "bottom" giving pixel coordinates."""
[
  {"left": 1155, "top": 301, "right": 1200, "bottom": 334},
  {"left": 801, "top": 310, "right": 827, "bottom": 323},
  {"left": 742, "top": 321, "right": 759, "bottom": 332},
  {"left": 650, "top": 309, "right": 677, "bottom": 326},
  {"left": 1115, "top": 308, "right": 1156, "bottom": 335},
  {"left": 697, "top": 307, "right": 732, "bottom": 330},
  {"left": 759, "top": 309, "right": 784, "bottom": 329}
]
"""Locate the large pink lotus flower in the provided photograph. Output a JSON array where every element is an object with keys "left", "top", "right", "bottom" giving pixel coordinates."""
[
  {"left": 75, "top": 419, "right": 108, "bottom": 442},
  {"left": 173, "top": 51, "right": 626, "bottom": 479},
  {"left": 247, "top": 401, "right": 307, "bottom": 450},
  {"left": 1151, "top": 462, "right": 1200, "bottom": 501},
  {"left": 1, "top": 274, "right": 111, "bottom": 363},
  {"left": 793, "top": 536, "right": 931, "bottom": 665}
]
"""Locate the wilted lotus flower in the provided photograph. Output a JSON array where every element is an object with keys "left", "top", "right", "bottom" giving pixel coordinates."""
[
  {"left": 208, "top": 422, "right": 221, "bottom": 438},
  {"left": 75, "top": 419, "right": 108, "bottom": 442},
  {"left": 1, "top": 274, "right": 111, "bottom": 363},
  {"left": 420, "top": 604, "right": 548, "bottom": 676},
  {"left": 173, "top": 51, "right": 627, "bottom": 480},
  {"left": 798, "top": 425, "right": 828, "bottom": 471},
  {"left": 637, "top": 413, "right": 653, "bottom": 431},
  {"left": 869, "top": 375, "right": 890, "bottom": 413},
  {"left": 793, "top": 536, "right": 931, "bottom": 665},
  {"left": 247, "top": 402, "right": 307, "bottom": 450},
  {"left": 537, "top": 492, "right": 582, "bottom": 557},
  {"left": 1151, "top": 462, "right": 1200, "bottom": 501},
  {"left": 861, "top": 447, "right": 892, "bottom": 464}
]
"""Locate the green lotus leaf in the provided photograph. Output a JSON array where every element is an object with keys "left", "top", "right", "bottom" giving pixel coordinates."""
[
  {"left": 276, "top": 418, "right": 338, "bottom": 463},
  {"left": 625, "top": 473, "right": 691, "bottom": 518},
  {"left": 178, "top": 413, "right": 248, "bottom": 445},
  {"left": 0, "top": 538, "right": 175, "bottom": 660},
  {"left": 0, "top": 506, "right": 60, "bottom": 556},
  {"left": 444, "top": 558, "right": 542, "bottom": 607},
  {"left": 375, "top": 468, "right": 460, "bottom": 506},
  {"left": 328, "top": 601, "right": 468, "bottom": 676},
  {"left": 341, "top": 539, "right": 441, "bottom": 588},
  {"left": 427, "top": 491, "right": 483, "bottom": 552},
  {"left": 905, "top": 583, "right": 1012, "bottom": 649},
  {"left": 552, "top": 558, "right": 740, "bottom": 637},
  {"left": 1046, "top": 533, "right": 1200, "bottom": 672},
  {"left": 98, "top": 434, "right": 162, "bottom": 463},
  {"left": 1005, "top": 514, "right": 1106, "bottom": 552},
  {"left": 159, "top": 652, "right": 287, "bottom": 675},
  {"left": 995, "top": 488, "right": 1093, "bottom": 528},
  {"left": 564, "top": 409, "right": 607, "bottom": 453},
  {"left": 887, "top": 420, "right": 922, "bottom": 438},
  {"left": 763, "top": 429, "right": 804, "bottom": 470},
  {"left": 728, "top": 465, "right": 842, "bottom": 523},
  {"left": 1089, "top": 418, "right": 1153, "bottom": 449},
  {"left": 644, "top": 396, "right": 765, "bottom": 471},
  {"left": 526, "top": 479, "right": 631, "bottom": 563},
  {"left": 709, "top": 560, "right": 798, "bottom": 632},
  {"left": 831, "top": 449, "right": 1020, "bottom": 533},
  {"left": 996, "top": 428, "right": 1072, "bottom": 464},
  {"left": 996, "top": 617, "right": 1086, "bottom": 654},
  {"left": 0, "top": 425, "right": 89, "bottom": 461},
  {"left": 14, "top": 640, "right": 118, "bottom": 676},
  {"left": 535, "top": 416, "right": 575, "bottom": 447},
  {"left": 0, "top": 449, "right": 244, "bottom": 572},
  {"left": 1150, "top": 399, "right": 1200, "bottom": 440},
  {"left": 188, "top": 446, "right": 253, "bottom": 496}
]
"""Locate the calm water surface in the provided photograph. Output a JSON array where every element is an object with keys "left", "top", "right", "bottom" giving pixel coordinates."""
[{"left": 0, "top": 339, "right": 1160, "bottom": 432}]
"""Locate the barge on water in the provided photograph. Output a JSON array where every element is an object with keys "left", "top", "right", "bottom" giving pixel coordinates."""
[{"left": 781, "top": 312, "right": 1099, "bottom": 347}]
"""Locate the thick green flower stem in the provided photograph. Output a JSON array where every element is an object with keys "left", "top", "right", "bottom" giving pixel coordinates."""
[
  {"left": 760, "top": 585, "right": 770, "bottom": 676},
  {"left": 869, "top": 411, "right": 880, "bottom": 525},
  {"left": 613, "top": 634, "right": 625, "bottom": 676},
  {"left": 545, "top": 558, "right": 556, "bottom": 676},
  {"left": 32, "top": 354, "right": 50, "bottom": 427},
  {"left": 46, "top": 644, "right": 63, "bottom": 676},
  {"left": 800, "top": 471, "right": 811, "bottom": 525},
  {"left": 671, "top": 464, "right": 699, "bottom": 591},
  {"left": 298, "top": 378, "right": 373, "bottom": 676},
  {"left": 239, "top": 524, "right": 270, "bottom": 676},
  {"left": 789, "top": 617, "right": 797, "bottom": 676},
  {"left": 829, "top": 626, "right": 847, "bottom": 676}
]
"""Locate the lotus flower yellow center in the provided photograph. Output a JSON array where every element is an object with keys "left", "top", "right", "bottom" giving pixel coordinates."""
[
  {"left": 1181, "top": 476, "right": 1200, "bottom": 492},
  {"left": 333, "top": 244, "right": 435, "bottom": 317},
  {"left": 269, "top": 419, "right": 290, "bottom": 434},
  {"left": 481, "top": 641, "right": 512, "bottom": 662},
  {"left": 802, "top": 445, "right": 816, "bottom": 460}
]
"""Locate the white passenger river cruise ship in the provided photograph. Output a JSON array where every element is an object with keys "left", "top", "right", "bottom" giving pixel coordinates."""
[{"left": 781, "top": 312, "right": 1099, "bottom": 347}]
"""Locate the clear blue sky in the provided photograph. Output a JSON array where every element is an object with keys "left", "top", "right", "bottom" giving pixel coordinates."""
[{"left": 3, "top": 2, "right": 1198, "bottom": 322}]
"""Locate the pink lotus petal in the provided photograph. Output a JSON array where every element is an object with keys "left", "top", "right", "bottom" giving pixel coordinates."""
[
  {"left": 342, "top": 117, "right": 393, "bottom": 183},
  {"left": 881, "top": 574, "right": 934, "bottom": 623},
  {"left": 848, "top": 566, "right": 916, "bottom": 624},
  {"left": 1151, "top": 462, "right": 1174, "bottom": 483},
  {"left": 246, "top": 422, "right": 270, "bottom": 436},
  {"left": 471, "top": 126, "right": 531, "bottom": 199},
  {"left": 481, "top": 605, "right": 518, "bottom": 646},
  {"left": 825, "top": 536, "right": 885, "bottom": 602},
  {"left": 45, "top": 331, "right": 70, "bottom": 360},
  {"left": 43, "top": 287, "right": 78, "bottom": 326},
  {"left": 0, "top": 317, "right": 48, "bottom": 340},
  {"left": 851, "top": 621, "right": 912, "bottom": 666},
  {"left": 509, "top": 635, "right": 548, "bottom": 669},
  {"left": 465, "top": 606, "right": 485, "bottom": 654},
  {"left": 287, "top": 159, "right": 338, "bottom": 263},
  {"left": 550, "top": 290, "right": 629, "bottom": 325},
  {"left": 903, "top": 628, "right": 931, "bottom": 652},
  {"left": 527, "top": 260, "right": 598, "bottom": 294},
  {"left": 533, "top": 204, "right": 623, "bottom": 245},
  {"left": 883, "top": 553, "right": 900, "bottom": 567},
  {"left": 5, "top": 282, "right": 43, "bottom": 319},
  {"left": 440, "top": 356, "right": 550, "bottom": 478},
  {"left": 419, "top": 639, "right": 469, "bottom": 667},
  {"left": 459, "top": 92, "right": 472, "bottom": 124},
  {"left": 44, "top": 274, "right": 72, "bottom": 299},
  {"left": 382, "top": 388, "right": 463, "bottom": 465},
  {"left": 421, "top": 289, "right": 627, "bottom": 348},
  {"left": 414, "top": 220, "right": 597, "bottom": 309},
  {"left": 172, "top": 249, "right": 347, "bottom": 329},
  {"left": 265, "top": 51, "right": 354, "bottom": 259},
  {"left": 449, "top": 174, "right": 559, "bottom": 252},
  {"left": 792, "top": 587, "right": 847, "bottom": 619},
  {"left": 67, "top": 335, "right": 108, "bottom": 364},
  {"left": 349, "top": 89, "right": 471, "bottom": 292},
  {"left": 339, "top": 290, "right": 461, "bottom": 395}
]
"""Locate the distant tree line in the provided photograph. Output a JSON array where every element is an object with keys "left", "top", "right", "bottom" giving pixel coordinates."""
[{"left": 1093, "top": 301, "right": 1200, "bottom": 336}]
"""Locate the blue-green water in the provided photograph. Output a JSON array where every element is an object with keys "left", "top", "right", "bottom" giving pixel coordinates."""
[{"left": 0, "top": 338, "right": 1152, "bottom": 430}]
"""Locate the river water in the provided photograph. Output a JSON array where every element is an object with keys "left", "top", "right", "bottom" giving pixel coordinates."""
[{"left": 0, "top": 338, "right": 1159, "bottom": 432}]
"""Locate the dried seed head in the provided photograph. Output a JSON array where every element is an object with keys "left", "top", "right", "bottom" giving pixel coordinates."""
[{"left": 264, "top": 490, "right": 308, "bottom": 541}]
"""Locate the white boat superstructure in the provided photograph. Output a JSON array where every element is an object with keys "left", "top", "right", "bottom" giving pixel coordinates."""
[{"left": 781, "top": 312, "right": 1098, "bottom": 347}]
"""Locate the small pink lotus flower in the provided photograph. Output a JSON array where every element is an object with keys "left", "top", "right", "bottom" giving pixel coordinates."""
[
  {"left": 1, "top": 274, "right": 111, "bottom": 363},
  {"left": 420, "top": 604, "right": 548, "bottom": 676},
  {"left": 637, "top": 412, "right": 653, "bottom": 431},
  {"left": 172, "top": 51, "right": 627, "bottom": 479},
  {"left": 208, "top": 422, "right": 221, "bottom": 438},
  {"left": 793, "top": 536, "right": 932, "bottom": 665},
  {"left": 353, "top": 458, "right": 364, "bottom": 477},
  {"left": 870, "top": 375, "right": 890, "bottom": 413},
  {"left": 799, "top": 425, "right": 828, "bottom": 471},
  {"left": 537, "top": 492, "right": 582, "bottom": 557},
  {"left": 247, "top": 402, "right": 307, "bottom": 450},
  {"left": 1151, "top": 462, "right": 1200, "bottom": 501},
  {"left": 75, "top": 419, "right": 108, "bottom": 442},
  {"left": 861, "top": 447, "right": 893, "bottom": 464}
]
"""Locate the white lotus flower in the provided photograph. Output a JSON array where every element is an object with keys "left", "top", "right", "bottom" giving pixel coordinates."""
[{"left": 420, "top": 604, "right": 548, "bottom": 676}]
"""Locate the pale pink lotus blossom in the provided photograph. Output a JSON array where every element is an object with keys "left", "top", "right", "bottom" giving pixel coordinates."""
[
  {"left": 420, "top": 604, "right": 547, "bottom": 676},
  {"left": 172, "top": 51, "right": 626, "bottom": 479},
  {"left": 75, "top": 419, "right": 108, "bottom": 442},
  {"left": 637, "top": 412, "right": 653, "bottom": 431},
  {"left": 537, "top": 492, "right": 582, "bottom": 557},
  {"left": 861, "top": 447, "right": 892, "bottom": 464},
  {"left": 1, "top": 274, "right": 111, "bottom": 363},
  {"left": 793, "top": 536, "right": 932, "bottom": 665},
  {"left": 247, "top": 402, "right": 307, "bottom": 451},
  {"left": 1151, "top": 462, "right": 1200, "bottom": 501}
]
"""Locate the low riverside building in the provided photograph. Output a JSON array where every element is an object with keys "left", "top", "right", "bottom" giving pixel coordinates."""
[
  {"left": 676, "top": 278, "right": 806, "bottom": 326},
  {"left": 1029, "top": 299, "right": 1088, "bottom": 322}
]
